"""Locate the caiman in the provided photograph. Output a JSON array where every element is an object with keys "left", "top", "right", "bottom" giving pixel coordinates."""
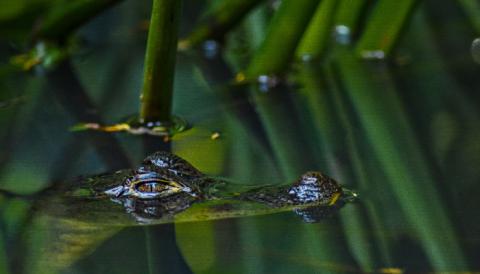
[{"left": 52, "top": 151, "right": 356, "bottom": 224}]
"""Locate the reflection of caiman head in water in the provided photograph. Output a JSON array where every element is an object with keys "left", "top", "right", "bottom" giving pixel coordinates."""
[{"left": 87, "top": 151, "right": 353, "bottom": 223}]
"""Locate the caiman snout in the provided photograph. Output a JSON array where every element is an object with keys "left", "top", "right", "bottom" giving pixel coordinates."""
[{"left": 288, "top": 172, "right": 342, "bottom": 205}]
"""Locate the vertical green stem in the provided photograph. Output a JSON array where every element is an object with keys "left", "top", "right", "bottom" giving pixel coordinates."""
[
  {"left": 250, "top": 85, "right": 357, "bottom": 271},
  {"left": 333, "top": 0, "right": 367, "bottom": 41},
  {"left": 140, "top": 0, "right": 182, "bottom": 123},
  {"left": 294, "top": 65, "right": 385, "bottom": 271},
  {"left": 355, "top": 0, "right": 418, "bottom": 59},
  {"left": 456, "top": 0, "right": 480, "bottom": 34},
  {"left": 325, "top": 65, "right": 398, "bottom": 267},
  {"left": 335, "top": 49, "right": 467, "bottom": 270},
  {"left": 245, "top": 0, "right": 320, "bottom": 78},
  {"left": 296, "top": 0, "right": 339, "bottom": 60}
]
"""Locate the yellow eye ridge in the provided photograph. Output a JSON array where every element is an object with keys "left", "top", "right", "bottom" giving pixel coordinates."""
[{"left": 328, "top": 191, "right": 341, "bottom": 206}]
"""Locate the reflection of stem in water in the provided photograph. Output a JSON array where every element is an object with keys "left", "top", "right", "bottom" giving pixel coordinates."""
[
  {"left": 296, "top": 0, "right": 338, "bottom": 61},
  {"left": 230, "top": 123, "right": 267, "bottom": 274},
  {"left": 47, "top": 60, "right": 131, "bottom": 170},
  {"left": 355, "top": 0, "right": 418, "bottom": 59},
  {"left": 0, "top": 108, "right": 21, "bottom": 176},
  {"left": 294, "top": 64, "right": 386, "bottom": 271},
  {"left": 46, "top": 12, "right": 140, "bottom": 178},
  {"left": 192, "top": 50, "right": 275, "bottom": 158},
  {"left": 184, "top": 52, "right": 278, "bottom": 274},
  {"left": 326, "top": 65, "right": 400, "bottom": 267},
  {"left": 0, "top": 72, "right": 46, "bottom": 180},
  {"left": 141, "top": 135, "right": 191, "bottom": 274},
  {"left": 250, "top": 84, "right": 356, "bottom": 271},
  {"left": 140, "top": 0, "right": 181, "bottom": 123},
  {"left": 335, "top": 49, "right": 467, "bottom": 270},
  {"left": 145, "top": 225, "right": 191, "bottom": 274},
  {"left": 424, "top": 0, "right": 480, "bottom": 105},
  {"left": 180, "top": 0, "right": 262, "bottom": 49},
  {"left": 393, "top": 12, "right": 480, "bottom": 243},
  {"left": 251, "top": 85, "right": 316, "bottom": 180},
  {"left": 4, "top": 63, "right": 133, "bottom": 272}
]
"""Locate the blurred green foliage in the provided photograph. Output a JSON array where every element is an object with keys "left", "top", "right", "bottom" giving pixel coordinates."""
[{"left": 1, "top": 0, "right": 480, "bottom": 273}]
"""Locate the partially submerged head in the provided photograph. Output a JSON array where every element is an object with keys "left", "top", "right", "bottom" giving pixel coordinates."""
[
  {"left": 98, "top": 152, "right": 353, "bottom": 222},
  {"left": 289, "top": 172, "right": 355, "bottom": 223},
  {"left": 288, "top": 171, "right": 343, "bottom": 205}
]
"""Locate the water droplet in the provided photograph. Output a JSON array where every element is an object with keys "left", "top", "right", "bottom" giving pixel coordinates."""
[
  {"left": 471, "top": 38, "right": 480, "bottom": 64},
  {"left": 35, "top": 41, "right": 47, "bottom": 58},
  {"left": 334, "top": 25, "right": 351, "bottom": 45},
  {"left": 360, "top": 50, "right": 385, "bottom": 60},
  {"left": 257, "top": 75, "right": 278, "bottom": 92},
  {"left": 301, "top": 54, "right": 313, "bottom": 62},
  {"left": 202, "top": 40, "right": 219, "bottom": 59}
]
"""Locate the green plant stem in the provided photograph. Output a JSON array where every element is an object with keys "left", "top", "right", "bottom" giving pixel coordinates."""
[
  {"left": 34, "top": 0, "right": 122, "bottom": 41},
  {"left": 325, "top": 65, "right": 398, "bottom": 267},
  {"left": 394, "top": 11, "right": 480, "bottom": 240},
  {"left": 296, "top": 0, "right": 339, "bottom": 60},
  {"left": 333, "top": 0, "right": 367, "bottom": 40},
  {"left": 249, "top": 85, "right": 357, "bottom": 272},
  {"left": 355, "top": 0, "right": 418, "bottom": 59},
  {"left": 294, "top": 64, "right": 385, "bottom": 271},
  {"left": 180, "top": 0, "right": 262, "bottom": 49},
  {"left": 335, "top": 48, "right": 467, "bottom": 271},
  {"left": 140, "top": 0, "right": 182, "bottom": 123},
  {"left": 251, "top": 88, "right": 315, "bottom": 179},
  {"left": 456, "top": 0, "right": 480, "bottom": 33},
  {"left": 245, "top": 0, "right": 320, "bottom": 78}
]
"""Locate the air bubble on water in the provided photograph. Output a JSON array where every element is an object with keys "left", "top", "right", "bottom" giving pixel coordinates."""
[
  {"left": 202, "top": 40, "right": 219, "bottom": 59},
  {"left": 301, "top": 54, "right": 313, "bottom": 62},
  {"left": 334, "top": 25, "right": 351, "bottom": 45},
  {"left": 257, "top": 75, "right": 278, "bottom": 92},
  {"left": 471, "top": 38, "right": 480, "bottom": 64},
  {"left": 360, "top": 50, "right": 385, "bottom": 60}
]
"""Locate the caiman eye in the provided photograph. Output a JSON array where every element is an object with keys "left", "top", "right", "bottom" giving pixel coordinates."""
[{"left": 135, "top": 181, "right": 168, "bottom": 193}]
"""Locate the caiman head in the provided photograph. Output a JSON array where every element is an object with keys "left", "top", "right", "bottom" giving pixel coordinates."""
[
  {"left": 103, "top": 151, "right": 206, "bottom": 200},
  {"left": 90, "top": 152, "right": 210, "bottom": 222}
]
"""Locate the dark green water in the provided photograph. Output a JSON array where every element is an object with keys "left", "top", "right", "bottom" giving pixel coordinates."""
[{"left": 1, "top": 0, "right": 480, "bottom": 273}]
